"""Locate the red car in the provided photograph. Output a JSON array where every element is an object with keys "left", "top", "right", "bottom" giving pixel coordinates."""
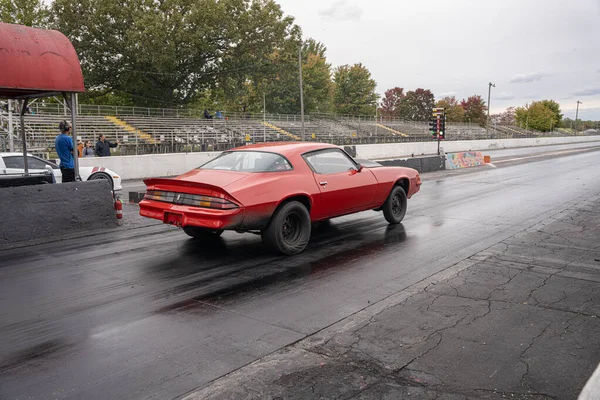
[{"left": 139, "top": 142, "right": 421, "bottom": 255}]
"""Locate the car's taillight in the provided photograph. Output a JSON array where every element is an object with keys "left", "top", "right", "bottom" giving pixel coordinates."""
[
  {"left": 144, "top": 190, "right": 238, "bottom": 209},
  {"left": 416, "top": 174, "right": 422, "bottom": 186}
]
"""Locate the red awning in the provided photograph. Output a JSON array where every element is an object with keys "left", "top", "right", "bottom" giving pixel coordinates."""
[{"left": 0, "top": 22, "right": 85, "bottom": 99}]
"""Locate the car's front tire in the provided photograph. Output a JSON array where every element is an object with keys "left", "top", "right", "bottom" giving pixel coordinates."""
[
  {"left": 89, "top": 172, "right": 114, "bottom": 190},
  {"left": 183, "top": 226, "right": 224, "bottom": 239},
  {"left": 382, "top": 186, "right": 407, "bottom": 224},
  {"left": 262, "top": 201, "right": 311, "bottom": 255}
]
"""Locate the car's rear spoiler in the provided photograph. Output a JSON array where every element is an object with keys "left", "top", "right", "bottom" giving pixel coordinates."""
[{"left": 143, "top": 177, "right": 223, "bottom": 191}]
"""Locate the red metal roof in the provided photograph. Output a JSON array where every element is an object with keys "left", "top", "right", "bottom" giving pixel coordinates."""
[{"left": 0, "top": 22, "right": 84, "bottom": 99}]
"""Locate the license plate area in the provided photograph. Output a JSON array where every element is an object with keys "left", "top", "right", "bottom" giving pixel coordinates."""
[{"left": 164, "top": 212, "right": 183, "bottom": 226}]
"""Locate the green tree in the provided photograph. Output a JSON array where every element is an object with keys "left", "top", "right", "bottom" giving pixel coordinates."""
[
  {"left": 435, "top": 96, "right": 464, "bottom": 122},
  {"left": 515, "top": 102, "right": 556, "bottom": 132},
  {"left": 397, "top": 88, "right": 435, "bottom": 120},
  {"left": 333, "top": 63, "right": 378, "bottom": 115},
  {"left": 461, "top": 95, "right": 487, "bottom": 125},
  {"left": 0, "top": 0, "right": 49, "bottom": 27},
  {"left": 538, "top": 99, "right": 563, "bottom": 128},
  {"left": 51, "top": 0, "right": 298, "bottom": 108}
]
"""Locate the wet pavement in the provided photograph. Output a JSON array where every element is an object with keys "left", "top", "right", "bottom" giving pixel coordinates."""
[
  {"left": 1, "top": 149, "right": 600, "bottom": 399},
  {"left": 187, "top": 194, "right": 600, "bottom": 399}
]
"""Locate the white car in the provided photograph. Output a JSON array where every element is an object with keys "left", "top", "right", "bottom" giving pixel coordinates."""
[{"left": 0, "top": 152, "right": 122, "bottom": 191}]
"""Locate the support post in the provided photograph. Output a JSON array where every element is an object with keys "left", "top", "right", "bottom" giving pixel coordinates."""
[
  {"left": 70, "top": 93, "right": 80, "bottom": 180},
  {"left": 20, "top": 99, "right": 29, "bottom": 174},
  {"left": 8, "top": 100, "right": 14, "bottom": 152},
  {"left": 263, "top": 92, "right": 266, "bottom": 143}
]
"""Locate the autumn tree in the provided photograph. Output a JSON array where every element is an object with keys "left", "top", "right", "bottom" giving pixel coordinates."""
[
  {"left": 435, "top": 96, "right": 464, "bottom": 122},
  {"left": 397, "top": 88, "right": 435, "bottom": 120},
  {"left": 461, "top": 95, "right": 487, "bottom": 125},
  {"left": 333, "top": 63, "right": 378, "bottom": 115},
  {"left": 515, "top": 102, "right": 556, "bottom": 132},
  {"left": 491, "top": 106, "right": 516, "bottom": 125},
  {"left": 380, "top": 87, "right": 404, "bottom": 118},
  {"left": 0, "top": 0, "right": 49, "bottom": 27}
]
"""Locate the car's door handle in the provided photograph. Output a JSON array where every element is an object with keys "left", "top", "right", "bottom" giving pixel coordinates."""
[{"left": 319, "top": 181, "right": 327, "bottom": 186}]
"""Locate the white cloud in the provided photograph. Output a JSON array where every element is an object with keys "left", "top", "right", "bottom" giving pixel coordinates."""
[
  {"left": 495, "top": 92, "right": 516, "bottom": 100},
  {"left": 318, "top": 0, "right": 363, "bottom": 21},
  {"left": 509, "top": 72, "right": 546, "bottom": 84},
  {"left": 438, "top": 92, "right": 458, "bottom": 98},
  {"left": 572, "top": 88, "right": 600, "bottom": 96}
]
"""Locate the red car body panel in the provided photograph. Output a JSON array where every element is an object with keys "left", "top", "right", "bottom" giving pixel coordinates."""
[{"left": 139, "top": 142, "right": 421, "bottom": 231}]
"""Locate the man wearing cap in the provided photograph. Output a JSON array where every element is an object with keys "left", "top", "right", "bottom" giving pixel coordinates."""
[{"left": 55, "top": 120, "right": 76, "bottom": 182}]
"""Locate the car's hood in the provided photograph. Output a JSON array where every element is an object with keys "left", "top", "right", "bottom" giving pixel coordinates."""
[{"left": 175, "top": 169, "right": 249, "bottom": 188}]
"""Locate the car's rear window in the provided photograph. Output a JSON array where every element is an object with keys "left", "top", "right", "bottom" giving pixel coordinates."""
[{"left": 200, "top": 151, "right": 292, "bottom": 172}]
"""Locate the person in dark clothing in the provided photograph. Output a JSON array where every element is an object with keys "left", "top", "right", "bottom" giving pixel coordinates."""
[
  {"left": 203, "top": 109, "right": 213, "bottom": 119},
  {"left": 95, "top": 134, "right": 119, "bottom": 157},
  {"left": 55, "top": 120, "right": 76, "bottom": 182}
]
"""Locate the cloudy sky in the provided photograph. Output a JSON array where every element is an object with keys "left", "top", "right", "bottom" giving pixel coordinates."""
[{"left": 277, "top": 0, "right": 600, "bottom": 119}]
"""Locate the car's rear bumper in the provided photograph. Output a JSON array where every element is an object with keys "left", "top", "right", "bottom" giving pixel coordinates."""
[{"left": 139, "top": 199, "right": 244, "bottom": 230}]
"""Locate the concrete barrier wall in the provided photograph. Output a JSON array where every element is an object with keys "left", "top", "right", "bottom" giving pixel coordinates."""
[
  {"left": 0, "top": 180, "right": 116, "bottom": 247},
  {"left": 79, "top": 136, "right": 600, "bottom": 180},
  {"left": 79, "top": 151, "right": 220, "bottom": 180},
  {"left": 353, "top": 136, "right": 600, "bottom": 160}
]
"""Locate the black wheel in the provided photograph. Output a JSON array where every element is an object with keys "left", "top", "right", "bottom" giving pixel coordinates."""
[
  {"left": 183, "top": 226, "right": 224, "bottom": 239},
  {"left": 89, "top": 172, "right": 114, "bottom": 190},
  {"left": 261, "top": 201, "right": 311, "bottom": 255},
  {"left": 382, "top": 186, "right": 407, "bottom": 224}
]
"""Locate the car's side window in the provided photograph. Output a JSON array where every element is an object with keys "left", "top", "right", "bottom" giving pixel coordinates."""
[
  {"left": 3, "top": 156, "right": 25, "bottom": 169},
  {"left": 27, "top": 156, "right": 50, "bottom": 169},
  {"left": 304, "top": 150, "right": 357, "bottom": 175}
]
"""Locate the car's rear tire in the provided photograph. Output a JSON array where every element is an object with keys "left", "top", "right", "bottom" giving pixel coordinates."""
[
  {"left": 261, "top": 201, "right": 311, "bottom": 255},
  {"left": 183, "top": 226, "right": 224, "bottom": 239},
  {"left": 89, "top": 172, "right": 114, "bottom": 190},
  {"left": 383, "top": 186, "right": 407, "bottom": 224}
]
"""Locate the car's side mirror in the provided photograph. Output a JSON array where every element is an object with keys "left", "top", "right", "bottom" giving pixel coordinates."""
[{"left": 357, "top": 164, "right": 363, "bottom": 172}]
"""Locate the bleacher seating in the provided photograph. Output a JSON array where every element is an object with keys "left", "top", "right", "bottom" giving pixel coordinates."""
[{"left": 0, "top": 103, "right": 580, "bottom": 155}]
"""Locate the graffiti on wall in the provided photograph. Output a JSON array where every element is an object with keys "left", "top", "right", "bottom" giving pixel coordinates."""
[{"left": 446, "top": 151, "right": 485, "bottom": 169}]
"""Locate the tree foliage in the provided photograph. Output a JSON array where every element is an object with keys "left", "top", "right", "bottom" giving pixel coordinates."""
[
  {"left": 538, "top": 99, "right": 563, "bottom": 128},
  {"left": 461, "top": 95, "right": 487, "bottom": 125},
  {"left": 397, "top": 88, "right": 434, "bottom": 121},
  {"left": 0, "top": 0, "right": 49, "bottom": 27},
  {"left": 491, "top": 106, "right": 516, "bottom": 125},
  {"left": 515, "top": 102, "right": 557, "bottom": 132},
  {"left": 51, "top": 0, "right": 298, "bottom": 107},
  {"left": 435, "top": 96, "right": 464, "bottom": 122},
  {"left": 380, "top": 87, "right": 404, "bottom": 118},
  {"left": 333, "top": 63, "right": 378, "bottom": 115}
]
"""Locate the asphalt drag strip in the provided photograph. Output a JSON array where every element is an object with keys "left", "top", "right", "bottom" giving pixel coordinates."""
[{"left": 183, "top": 194, "right": 600, "bottom": 400}]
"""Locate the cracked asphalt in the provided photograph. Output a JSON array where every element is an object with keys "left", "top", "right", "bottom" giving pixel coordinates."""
[
  {"left": 186, "top": 194, "right": 600, "bottom": 400},
  {"left": 1, "top": 149, "right": 600, "bottom": 400}
]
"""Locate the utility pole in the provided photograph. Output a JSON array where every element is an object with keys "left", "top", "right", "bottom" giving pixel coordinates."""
[
  {"left": 486, "top": 82, "right": 496, "bottom": 138},
  {"left": 575, "top": 100, "right": 582, "bottom": 133},
  {"left": 298, "top": 45, "right": 305, "bottom": 141}
]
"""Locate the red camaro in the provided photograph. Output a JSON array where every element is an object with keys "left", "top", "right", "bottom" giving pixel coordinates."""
[{"left": 139, "top": 142, "right": 421, "bottom": 255}]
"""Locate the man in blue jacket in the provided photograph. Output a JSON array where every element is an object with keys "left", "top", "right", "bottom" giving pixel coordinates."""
[{"left": 54, "top": 120, "right": 76, "bottom": 182}]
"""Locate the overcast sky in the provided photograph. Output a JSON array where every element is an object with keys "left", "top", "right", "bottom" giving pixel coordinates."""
[{"left": 277, "top": 0, "right": 600, "bottom": 119}]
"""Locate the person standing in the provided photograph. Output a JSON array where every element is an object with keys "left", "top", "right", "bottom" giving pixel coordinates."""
[
  {"left": 82, "top": 140, "right": 95, "bottom": 157},
  {"left": 95, "top": 134, "right": 119, "bottom": 157},
  {"left": 77, "top": 139, "right": 84, "bottom": 157},
  {"left": 54, "top": 120, "right": 76, "bottom": 182}
]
